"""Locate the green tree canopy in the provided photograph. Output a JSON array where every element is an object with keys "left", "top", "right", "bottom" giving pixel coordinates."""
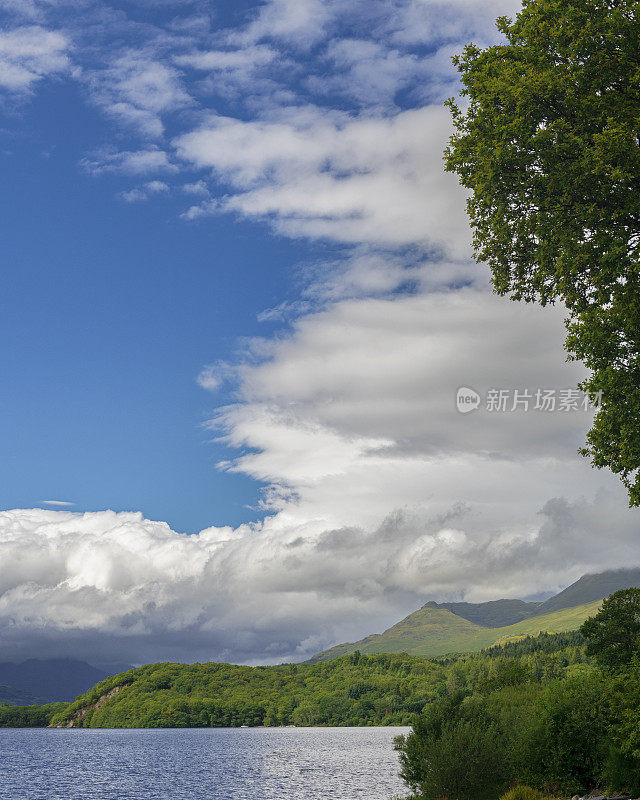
[
  {"left": 445, "top": 0, "right": 640, "bottom": 504},
  {"left": 580, "top": 588, "right": 640, "bottom": 670},
  {"left": 395, "top": 692, "right": 510, "bottom": 800}
]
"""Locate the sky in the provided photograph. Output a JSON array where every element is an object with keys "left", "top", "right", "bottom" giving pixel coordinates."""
[{"left": 1, "top": 0, "right": 639, "bottom": 667}]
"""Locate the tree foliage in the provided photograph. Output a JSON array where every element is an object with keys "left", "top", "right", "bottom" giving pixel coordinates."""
[
  {"left": 0, "top": 702, "right": 66, "bottom": 727},
  {"left": 580, "top": 588, "right": 640, "bottom": 670},
  {"left": 445, "top": 0, "right": 640, "bottom": 504},
  {"left": 396, "top": 692, "right": 510, "bottom": 800},
  {"left": 522, "top": 672, "right": 613, "bottom": 794},
  {"left": 45, "top": 632, "right": 590, "bottom": 730}
]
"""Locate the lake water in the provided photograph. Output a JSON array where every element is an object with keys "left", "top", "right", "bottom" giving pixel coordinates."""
[{"left": 0, "top": 727, "right": 409, "bottom": 800}]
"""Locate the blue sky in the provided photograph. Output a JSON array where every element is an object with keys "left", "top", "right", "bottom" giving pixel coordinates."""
[
  {"left": 0, "top": 8, "right": 341, "bottom": 533},
  {"left": 0, "top": 86, "right": 312, "bottom": 533},
  {"left": 1, "top": 0, "right": 639, "bottom": 666},
  {"left": 0, "top": 0, "right": 477, "bottom": 533}
]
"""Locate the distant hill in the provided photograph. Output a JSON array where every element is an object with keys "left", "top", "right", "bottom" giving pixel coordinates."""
[
  {"left": 0, "top": 659, "right": 131, "bottom": 703},
  {"left": 435, "top": 599, "right": 538, "bottom": 628},
  {"left": 308, "top": 599, "right": 603, "bottom": 662},
  {"left": 0, "top": 684, "right": 47, "bottom": 706},
  {"left": 532, "top": 569, "right": 640, "bottom": 616},
  {"left": 309, "top": 568, "right": 640, "bottom": 663},
  {"left": 428, "top": 569, "right": 640, "bottom": 628},
  {"left": 45, "top": 631, "right": 591, "bottom": 729}
]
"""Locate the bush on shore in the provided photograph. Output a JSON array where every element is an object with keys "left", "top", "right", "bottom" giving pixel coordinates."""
[{"left": 396, "top": 590, "right": 640, "bottom": 799}]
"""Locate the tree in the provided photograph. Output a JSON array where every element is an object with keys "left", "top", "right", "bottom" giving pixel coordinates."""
[
  {"left": 445, "top": 0, "right": 640, "bottom": 504},
  {"left": 521, "top": 672, "right": 612, "bottom": 794},
  {"left": 580, "top": 588, "right": 640, "bottom": 670},
  {"left": 395, "top": 692, "right": 510, "bottom": 800}
]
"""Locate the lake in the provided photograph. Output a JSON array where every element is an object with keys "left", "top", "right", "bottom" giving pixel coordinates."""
[{"left": 0, "top": 726, "right": 409, "bottom": 800}]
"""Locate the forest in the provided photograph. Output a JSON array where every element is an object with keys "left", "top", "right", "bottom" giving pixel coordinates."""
[{"left": 0, "top": 630, "right": 586, "bottom": 730}]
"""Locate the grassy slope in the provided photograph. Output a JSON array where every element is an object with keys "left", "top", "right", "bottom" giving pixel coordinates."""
[{"left": 310, "top": 599, "right": 603, "bottom": 662}]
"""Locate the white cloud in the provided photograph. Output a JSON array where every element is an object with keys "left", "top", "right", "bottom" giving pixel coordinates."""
[
  {"left": 308, "top": 39, "right": 435, "bottom": 107},
  {"left": 181, "top": 179, "right": 209, "bottom": 196},
  {"left": 2, "top": 268, "right": 639, "bottom": 665},
  {"left": 119, "top": 179, "right": 170, "bottom": 202},
  {"left": 175, "top": 105, "right": 471, "bottom": 256},
  {"left": 299, "top": 249, "right": 487, "bottom": 302},
  {"left": 215, "top": 289, "right": 595, "bottom": 515},
  {"left": 229, "top": 0, "right": 335, "bottom": 47},
  {"left": 86, "top": 52, "right": 192, "bottom": 138},
  {"left": 1, "top": 486, "right": 638, "bottom": 665},
  {"left": 6, "top": 0, "right": 639, "bottom": 669},
  {"left": 0, "top": 25, "right": 70, "bottom": 91},
  {"left": 81, "top": 147, "right": 177, "bottom": 176},
  {"left": 383, "top": 0, "right": 521, "bottom": 46},
  {"left": 181, "top": 198, "right": 217, "bottom": 220},
  {"left": 175, "top": 44, "right": 277, "bottom": 73},
  {"left": 197, "top": 365, "right": 221, "bottom": 392}
]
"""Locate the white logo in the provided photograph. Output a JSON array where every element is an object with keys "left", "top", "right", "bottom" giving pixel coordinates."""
[{"left": 456, "top": 386, "right": 481, "bottom": 414}]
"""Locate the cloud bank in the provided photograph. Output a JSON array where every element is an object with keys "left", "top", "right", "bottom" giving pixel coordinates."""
[
  {"left": 2, "top": 288, "right": 639, "bottom": 664},
  {"left": 1, "top": 0, "right": 640, "bottom": 664}
]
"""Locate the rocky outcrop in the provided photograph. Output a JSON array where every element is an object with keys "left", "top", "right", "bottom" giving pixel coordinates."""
[{"left": 51, "top": 685, "right": 127, "bottom": 728}]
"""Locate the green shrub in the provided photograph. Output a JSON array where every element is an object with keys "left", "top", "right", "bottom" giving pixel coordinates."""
[
  {"left": 395, "top": 692, "right": 510, "bottom": 800},
  {"left": 601, "top": 744, "right": 640, "bottom": 797},
  {"left": 520, "top": 671, "right": 612, "bottom": 795}
]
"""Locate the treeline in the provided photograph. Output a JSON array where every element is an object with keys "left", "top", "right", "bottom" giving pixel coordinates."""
[
  {"left": 46, "top": 631, "right": 590, "bottom": 729},
  {"left": 396, "top": 589, "right": 640, "bottom": 799},
  {"left": 0, "top": 703, "right": 67, "bottom": 728}
]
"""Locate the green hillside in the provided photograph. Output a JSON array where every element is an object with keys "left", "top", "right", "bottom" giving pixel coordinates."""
[
  {"left": 430, "top": 569, "right": 640, "bottom": 628},
  {"left": 47, "top": 631, "right": 590, "bottom": 729},
  {"left": 309, "top": 599, "right": 603, "bottom": 662}
]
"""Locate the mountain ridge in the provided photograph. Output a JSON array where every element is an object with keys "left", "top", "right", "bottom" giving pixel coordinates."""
[
  {"left": 427, "top": 568, "right": 640, "bottom": 628},
  {"left": 0, "top": 659, "right": 132, "bottom": 703},
  {"left": 0, "top": 683, "right": 47, "bottom": 706},
  {"left": 308, "top": 568, "right": 640, "bottom": 663}
]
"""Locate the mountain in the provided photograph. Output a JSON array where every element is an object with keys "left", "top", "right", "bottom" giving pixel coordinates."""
[
  {"left": 309, "top": 568, "right": 640, "bottom": 662},
  {"left": 308, "top": 599, "right": 603, "bottom": 662},
  {"left": 0, "top": 684, "right": 47, "bottom": 706},
  {"left": 0, "top": 659, "right": 130, "bottom": 703},
  {"left": 429, "top": 569, "right": 640, "bottom": 628},
  {"left": 435, "top": 599, "right": 539, "bottom": 628},
  {"left": 532, "top": 568, "right": 640, "bottom": 616}
]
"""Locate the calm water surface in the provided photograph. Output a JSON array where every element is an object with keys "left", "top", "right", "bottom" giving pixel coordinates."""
[{"left": 0, "top": 727, "right": 409, "bottom": 800}]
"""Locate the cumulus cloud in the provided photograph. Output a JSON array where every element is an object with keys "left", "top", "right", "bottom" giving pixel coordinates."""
[
  {"left": 5, "top": 0, "right": 640, "bottom": 668},
  {"left": 385, "top": 0, "right": 521, "bottom": 46},
  {"left": 4, "top": 284, "right": 640, "bottom": 665},
  {"left": 0, "top": 25, "right": 70, "bottom": 91},
  {"left": 197, "top": 364, "right": 222, "bottom": 392},
  {"left": 229, "top": 0, "right": 335, "bottom": 47},
  {"left": 209, "top": 289, "right": 613, "bottom": 550},
  {"left": 308, "top": 39, "right": 437, "bottom": 108},
  {"left": 181, "top": 179, "right": 209, "bottom": 197},
  {"left": 174, "top": 105, "right": 471, "bottom": 256},
  {"left": 175, "top": 44, "right": 278, "bottom": 73},
  {"left": 1, "top": 485, "right": 638, "bottom": 665}
]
